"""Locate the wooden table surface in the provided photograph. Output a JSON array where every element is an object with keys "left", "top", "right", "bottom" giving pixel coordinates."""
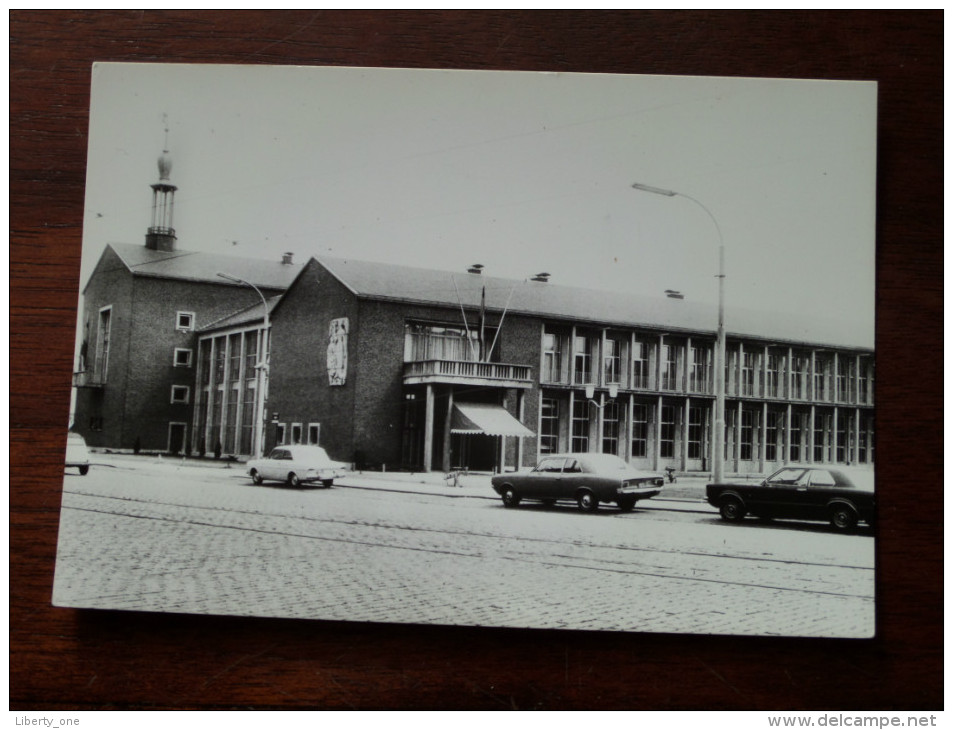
[{"left": 10, "top": 11, "right": 942, "bottom": 711}]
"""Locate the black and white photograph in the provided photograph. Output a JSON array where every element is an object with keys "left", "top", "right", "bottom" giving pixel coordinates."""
[{"left": 53, "top": 62, "right": 877, "bottom": 638}]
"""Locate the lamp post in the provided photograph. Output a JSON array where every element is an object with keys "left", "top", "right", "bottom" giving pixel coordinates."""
[
  {"left": 631, "top": 183, "right": 727, "bottom": 483},
  {"left": 217, "top": 272, "right": 270, "bottom": 459}
]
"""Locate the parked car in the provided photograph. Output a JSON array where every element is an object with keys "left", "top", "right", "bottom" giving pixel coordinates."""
[
  {"left": 491, "top": 453, "right": 664, "bottom": 512},
  {"left": 706, "top": 465, "right": 875, "bottom": 531},
  {"left": 65, "top": 432, "right": 90, "bottom": 475},
  {"left": 246, "top": 445, "right": 348, "bottom": 487}
]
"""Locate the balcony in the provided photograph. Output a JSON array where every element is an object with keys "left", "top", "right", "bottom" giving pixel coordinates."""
[
  {"left": 403, "top": 359, "right": 533, "bottom": 388},
  {"left": 72, "top": 370, "right": 105, "bottom": 389}
]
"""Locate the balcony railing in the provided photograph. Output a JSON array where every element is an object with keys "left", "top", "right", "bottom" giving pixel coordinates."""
[
  {"left": 72, "top": 370, "right": 105, "bottom": 389},
  {"left": 403, "top": 359, "right": 533, "bottom": 388}
]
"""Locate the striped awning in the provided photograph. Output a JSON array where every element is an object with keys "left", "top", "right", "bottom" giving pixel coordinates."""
[{"left": 451, "top": 403, "right": 535, "bottom": 438}]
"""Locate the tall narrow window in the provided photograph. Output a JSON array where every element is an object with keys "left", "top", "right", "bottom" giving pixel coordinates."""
[
  {"left": 604, "top": 338, "right": 621, "bottom": 385},
  {"left": 96, "top": 306, "right": 112, "bottom": 383},
  {"left": 542, "top": 333, "right": 562, "bottom": 383},
  {"left": 765, "top": 410, "right": 780, "bottom": 462},
  {"left": 791, "top": 355, "right": 805, "bottom": 400},
  {"left": 814, "top": 356, "right": 828, "bottom": 402},
  {"left": 308, "top": 423, "right": 321, "bottom": 445},
  {"left": 540, "top": 397, "right": 560, "bottom": 454},
  {"left": 661, "top": 345, "right": 678, "bottom": 391},
  {"left": 690, "top": 345, "right": 711, "bottom": 393},
  {"left": 837, "top": 358, "right": 849, "bottom": 402},
  {"left": 765, "top": 352, "right": 781, "bottom": 398},
  {"left": 741, "top": 351, "right": 755, "bottom": 397},
  {"left": 740, "top": 409, "right": 753, "bottom": 460},
  {"left": 574, "top": 336, "right": 592, "bottom": 384},
  {"left": 631, "top": 403, "right": 648, "bottom": 458},
  {"left": 836, "top": 415, "right": 847, "bottom": 462},
  {"left": 632, "top": 338, "right": 649, "bottom": 389},
  {"left": 571, "top": 398, "right": 589, "bottom": 452},
  {"left": 814, "top": 413, "right": 829, "bottom": 462},
  {"left": 660, "top": 404, "right": 676, "bottom": 458},
  {"left": 601, "top": 401, "right": 620, "bottom": 455},
  {"left": 790, "top": 413, "right": 802, "bottom": 462},
  {"left": 688, "top": 406, "right": 705, "bottom": 460},
  {"left": 858, "top": 361, "right": 870, "bottom": 404},
  {"left": 291, "top": 423, "right": 303, "bottom": 445}
]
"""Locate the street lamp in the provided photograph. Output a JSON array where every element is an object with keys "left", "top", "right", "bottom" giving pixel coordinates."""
[
  {"left": 631, "top": 182, "right": 727, "bottom": 483},
  {"left": 217, "top": 272, "right": 270, "bottom": 460}
]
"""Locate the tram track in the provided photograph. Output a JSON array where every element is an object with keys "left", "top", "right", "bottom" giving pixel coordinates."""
[{"left": 60, "top": 487, "right": 874, "bottom": 601}]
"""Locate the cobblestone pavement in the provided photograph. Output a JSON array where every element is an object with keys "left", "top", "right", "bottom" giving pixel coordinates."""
[{"left": 52, "top": 455, "right": 875, "bottom": 638}]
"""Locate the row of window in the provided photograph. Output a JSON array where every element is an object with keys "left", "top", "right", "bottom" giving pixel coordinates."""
[
  {"left": 542, "top": 330, "right": 873, "bottom": 404},
  {"left": 540, "top": 396, "right": 874, "bottom": 464},
  {"left": 274, "top": 422, "right": 322, "bottom": 446}
]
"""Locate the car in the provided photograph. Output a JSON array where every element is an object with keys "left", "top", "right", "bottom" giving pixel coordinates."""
[
  {"left": 65, "top": 432, "right": 90, "bottom": 475},
  {"left": 491, "top": 453, "right": 664, "bottom": 512},
  {"left": 706, "top": 465, "right": 875, "bottom": 531},
  {"left": 246, "top": 445, "right": 349, "bottom": 488}
]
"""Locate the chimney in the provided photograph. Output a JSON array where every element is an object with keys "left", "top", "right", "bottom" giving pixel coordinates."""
[
  {"left": 531, "top": 272, "right": 551, "bottom": 283},
  {"left": 467, "top": 264, "right": 484, "bottom": 275},
  {"left": 282, "top": 252, "right": 294, "bottom": 265}
]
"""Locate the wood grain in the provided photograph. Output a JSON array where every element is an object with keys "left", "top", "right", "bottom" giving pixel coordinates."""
[{"left": 11, "top": 10, "right": 942, "bottom": 710}]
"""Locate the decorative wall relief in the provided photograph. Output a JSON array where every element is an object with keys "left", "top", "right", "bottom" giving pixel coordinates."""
[{"left": 326, "top": 317, "right": 349, "bottom": 386}]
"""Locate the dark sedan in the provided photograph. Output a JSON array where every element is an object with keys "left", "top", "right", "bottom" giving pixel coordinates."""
[
  {"left": 706, "top": 465, "right": 875, "bottom": 531},
  {"left": 491, "top": 453, "right": 664, "bottom": 512}
]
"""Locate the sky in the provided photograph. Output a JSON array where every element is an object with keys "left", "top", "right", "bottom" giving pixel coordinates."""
[{"left": 80, "top": 63, "right": 877, "bottom": 345}]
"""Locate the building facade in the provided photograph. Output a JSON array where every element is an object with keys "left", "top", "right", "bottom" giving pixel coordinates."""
[
  {"left": 73, "top": 152, "right": 874, "bottom": 475},
  {"left": 259, "top": 256, "right": 874, "bottom": 476},
  {"left": 71, "top": 152, "right": 301, "bottom": 453}
]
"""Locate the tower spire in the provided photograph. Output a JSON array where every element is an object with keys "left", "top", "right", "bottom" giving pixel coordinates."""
[{"left": 145, "top": 115, "right": 177, "bottom": 251}]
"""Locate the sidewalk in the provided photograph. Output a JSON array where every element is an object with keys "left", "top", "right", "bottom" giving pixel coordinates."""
[{"left": 86, "top": 451, "right": 716, "bottom": 511}]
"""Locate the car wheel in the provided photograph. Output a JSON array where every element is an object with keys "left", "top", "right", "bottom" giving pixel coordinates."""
[
  {"left": 251, "top": 469, "right": 263, "bottom": 485},
  {"left": 577, "top": 490, "right": 599, "bottom": 512},
  {"left": 617, "top": 496, "right": 636, "bottom": 512},
  {"left": 829, "top": 503, "right": 858, "bottom": 532},
  {"left": 719, "top": 496, "right": 746, "bottom": 522},
  {"left": 287, "top": 472, "right": 301, "bottom": 487},
  {"left": 501, "top": 486, "right": 521, "bottom": 508},
  {"left": 322, "top": 479, "right": 334, "bottom": 488},
  {"left": 78, "top": 465, "right": 89, "bottom": 476}
]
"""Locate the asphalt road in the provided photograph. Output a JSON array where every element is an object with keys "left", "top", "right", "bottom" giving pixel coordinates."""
[{"left": 52, "top": 456, "right": 875, "bottom": 638}]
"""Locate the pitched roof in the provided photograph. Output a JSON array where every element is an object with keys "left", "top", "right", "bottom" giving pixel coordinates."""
[
  {"left": 314, "top": 256, "right": 873, "bottom": 351},
  {"left": 105, "top": 242, "right": 303, "bottom": 291}
]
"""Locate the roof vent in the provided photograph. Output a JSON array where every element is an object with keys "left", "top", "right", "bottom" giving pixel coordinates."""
[
  {"left": 282, "top": 252, "right": 294, "bottom": 265},
  {"left": 467, "top": 264, "right": 484, "bottom": 275},
  {"left": 531, "top": 272, "right": 551, "bottom": 283}
]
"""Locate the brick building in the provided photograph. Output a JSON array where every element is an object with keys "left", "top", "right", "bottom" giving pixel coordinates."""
[
  {"left": 71, "top": 150, "right": 302, "bottom": 453},
  {"left": 257, "top": 256, "right": 875, "bottom": 475},
  {"left": 74, "top": 150, "right": 874, "bottom": 475}
]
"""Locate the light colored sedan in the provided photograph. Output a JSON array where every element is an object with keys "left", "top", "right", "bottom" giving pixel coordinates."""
[
  {"left": 65, "top": 432, "right": 90, "bottom": 475},
  {"left": 246, "top": 445, "right": 348, "bottom": 488}
]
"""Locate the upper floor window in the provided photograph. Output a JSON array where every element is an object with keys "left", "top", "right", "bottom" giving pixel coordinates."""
[
  {"left": 574, "top": 335, "right": 593, "bottom": 384},
  {"left": 689, "top": 345, "right": 711, "bottom": 393},
  {"left": 661, "top": 344, "right": 678, "bottom": 391},
  {"left": 171, "top": 385, "right": 190, "bottom": 404},
  {"left": 604, "top": 338, "right": 622, "bottom": 385},
  {"left": 542, "top": 332, "right": 563, "bottom": 383},
  {"left": 176, "top": 311, "right": 195, "bottom": 332},
  {"left": 632, "top": 338, "right": 649, "bottom": 389},
  {"left": 814, "top": 356, "right": 829, "bottom": 401},
  {"left": 404, "top": 322, "right": 487, "bottom": 363},
  {"left": 836, "top": 357, "right": 849, "bottom": 402},
  {"left": 741, "top": 351, "right": 756, "bottom": 396},
  {"left": 174, "top": 348, "right": 193, "bottom": 368},
  {"left": 765, "top": 352, "right": 781, "bottom": 398}
]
